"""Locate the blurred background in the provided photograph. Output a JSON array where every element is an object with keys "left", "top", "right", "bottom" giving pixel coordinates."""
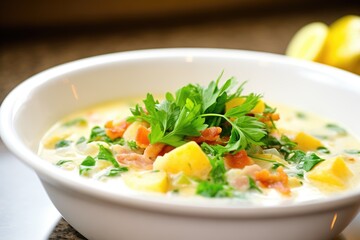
[{"left": 0, "top": 0, "right": 359, "bottom": 238}]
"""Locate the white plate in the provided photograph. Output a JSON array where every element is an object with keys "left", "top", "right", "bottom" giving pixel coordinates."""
[{"left": 0, "top": 139, "right": 61, "bottom": 240}]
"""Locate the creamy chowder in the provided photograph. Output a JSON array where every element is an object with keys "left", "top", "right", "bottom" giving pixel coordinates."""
[{"left": 38, "top": 78, "right": 360, "bottom": 204}]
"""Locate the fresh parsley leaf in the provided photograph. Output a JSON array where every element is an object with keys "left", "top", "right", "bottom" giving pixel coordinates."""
[
  {"left": 79, "top": 156, "right": 96, "bottom": 175},
  {"left": 300, "top": 153, "right": 325, "bottom": 171},
  {"left": 196, "top": 181, "right": 233, "bottom": 198},
  {"left": 88, "top": 126, "right": 112, "bottom": 143},
  {"left": 287, "top": 150, "right": 324, "bottom": 172},
  {"left": 105, "top": 167, "right": 128, "bottom": 177},
  {"left": 96, "top": 144, "right": 119, "bottom": 167},
  {"left": 248, "top": 176, "right": 262, "bottom": 193},
  {"left": 55, "top": 139, "right": 72, "bottom": 149}
]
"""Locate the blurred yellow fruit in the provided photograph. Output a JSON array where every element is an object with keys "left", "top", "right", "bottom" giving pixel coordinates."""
[
  {"left": 321, "top": 15, "right": 360, "bottom": 74},
  {"left": 286, "top": 22, "right": 328, "bottom": 61}
]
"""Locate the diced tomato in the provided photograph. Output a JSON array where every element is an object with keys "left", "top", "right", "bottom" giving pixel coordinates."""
[
  {"left": 105, "top": 120, "right": 130, "bottom": 140},
  {"left": 255, "top": 167, "right": 291, "bottom": 195},
  {"left": 224, "top": 150, "right": 254, "bottom": 169},
  {"left": 135, "top": 125, "right": 151, "bottom": 148}
]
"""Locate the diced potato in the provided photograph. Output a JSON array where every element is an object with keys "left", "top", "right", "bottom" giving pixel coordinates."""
[
  {"left": 225, "top": 97, "right": 246, "bottom": 112},
  {"left": 293, "top": 131, "right": 323, "bottom": 151},
  {"left": 225, "top": 97, "right": 265, "bottom": 114},
  {"left": 122, "top": 121, "right": 148, "bottom": 142},
  {"left": 288, "top": 177, "right": 302, "bottom": 188},
  {"left": 307, "top": 156, "right": 353, "bottom": 189},
  {"left": 153, "top": 141, "right": 212, "bottom": 179},
  {"left": 251, "top": 100, "right": 266, "bottom": 114},
  {"left": 123, "top": 171, "right": 169, "bottom": 193}
]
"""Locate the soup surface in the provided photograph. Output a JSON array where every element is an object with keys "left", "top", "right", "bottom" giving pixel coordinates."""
[{"left": 38, "top": 77, "right": 360, "bottom": 204}]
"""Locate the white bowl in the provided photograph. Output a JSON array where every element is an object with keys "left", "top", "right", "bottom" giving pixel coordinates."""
[{"left": 1, "top": 48, "right": 360, "bottom": 240}]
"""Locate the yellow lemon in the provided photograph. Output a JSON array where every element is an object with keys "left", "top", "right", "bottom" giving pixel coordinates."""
[
  {"left": 286, "top": 22, "right": 328, "bottom": 61},
  {"left": 321, "top": 15, "right": 360, "bottom": 74}
]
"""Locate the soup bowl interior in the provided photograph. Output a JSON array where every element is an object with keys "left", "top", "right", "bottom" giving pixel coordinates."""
[{"left": 1, "top": 48, "right": 360, "bottom": 240}]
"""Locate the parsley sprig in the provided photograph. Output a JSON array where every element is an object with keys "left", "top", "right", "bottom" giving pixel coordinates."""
[{"left": 129, "top": 75, "right": 268, "bottom": 152}]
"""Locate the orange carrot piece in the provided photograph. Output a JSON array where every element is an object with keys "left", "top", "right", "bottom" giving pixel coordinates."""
[
  {"left": 135, "top": 125, "right": 151, "bottom": 148},
  {"left": 224, "top": 150, "right": 254, "bottom": 169}
]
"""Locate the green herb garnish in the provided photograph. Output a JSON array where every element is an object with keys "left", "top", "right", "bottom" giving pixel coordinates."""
[
  {"left": 79, "top": 156, "right": 96, "bottom": 175},
  {"left": 96, "top": 144, "right": 119, "bottom": 167},
  {"left": 55, "top": 139, "right": 72, "bottom": 149},
  {"left": 56, "top": 160, "right": 73, "bottom": 166},
  {"left": 76, "top": 136, "right": 86, "bottom": 145},
  {"left": 196, "top": 181, "right": 233, "bottom": 198},
  {"left": 130, "top": 75, "right": 267, "bottom": 152},
  {"left": 344, "top": 149, "right": 360, "bottom": 155},
  {"left": 63, "top": 118, "right": 87, "bottom": 127},
  {"left": 105, "top": 167, "right": 128, "bottom": 177},
  {"left": 326, "top": 123, "right": 347, "bottom": 136},
  {"left": 287, "top": 150, "right": 324, "bottom": 171},
  {"left": 248, "top": 176, "right": 262, "bottom": 193}
]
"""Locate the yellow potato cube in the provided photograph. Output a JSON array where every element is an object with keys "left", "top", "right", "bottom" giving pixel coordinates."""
[
  {"left": 293, "top": 132, "right": 323, "bottom": 151},
  {"left": 307, "top": 156, "right": 353, "bottom": 189},
  {"left": 123, "top": 171, "right": 169, "bottom": 193},
  {"left": 225, "top": 97, "right": 265, "bottom": 114},
  {"left": 251, "top": 100, "right": 266, "bottom": 114},
  {"left": 225, "top": 97, "right": 246, "bottom": 112},
  {"left": 153, "top": 141, "right": 212, "bottom": 180},
  {"left": 288, "top": 177, "right": 302, "bottom": 188}
]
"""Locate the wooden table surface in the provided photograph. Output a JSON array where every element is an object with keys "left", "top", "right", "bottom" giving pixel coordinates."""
[{"left": 1, "top": 3, "right": 359, "bottom": 239}]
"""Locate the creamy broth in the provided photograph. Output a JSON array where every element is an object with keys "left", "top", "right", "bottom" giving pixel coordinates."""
[{"left": 38, "top": 82, "right": 360, "bottom": 204}]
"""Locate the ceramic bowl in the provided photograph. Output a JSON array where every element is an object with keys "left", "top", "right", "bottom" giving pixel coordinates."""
[{"left": 1, "top": 48, "right": 360, "bottom": 240}]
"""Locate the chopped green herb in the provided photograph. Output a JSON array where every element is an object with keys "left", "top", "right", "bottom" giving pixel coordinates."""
[
  {"left": 79, "top": 156, "right": 96, "bottom": 175},
  {"left": 55, "top": 139, "right": 72, "bottom": 149},
  {"left": 56, "top": 160, "right": 73, "bottom": 166},
  {"left": 317, "top": 146, "right": 330, "bottom": 154},
  {"left": 76, "top": 136, "right": 86, "bottom": 145},
  {"left": 287, "top": 150, "right": 324, "bottom": 171},
  {"left": 96, "top": 145, "right": 119, "bottom": 168},
  {"left": 248, "top": 176, "right": 262, "bottom": 193},
  {"left": 196, "top": 181, "right": 233, "bottom": 198},
  {"left": 63, "top": 118, "right": 87, "bottom": 127},
  {"left": 296, "top": 112, "right": 307, "bottom": 119},
  {"left": 344, "top": 149, "right": 360, "bottom": 155},
  {"left": 127, "top": 140, "right": 138, "bottom": 150},
  {"left": 271, "top": 162, "right": 285, "bottom": 170},
  {"left": 326, "top": 123, "right": 347, "bottom": 136},
  {"left": 88, "top": 126, "right": 112, "bottom": 143},
  {"left": 105, "top": 167, "right": 128, "bottom": 177}
]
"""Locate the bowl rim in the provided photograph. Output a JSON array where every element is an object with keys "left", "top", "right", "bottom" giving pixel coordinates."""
[{"left": 1, "top": 47, "right": 360, "bottom": 218}]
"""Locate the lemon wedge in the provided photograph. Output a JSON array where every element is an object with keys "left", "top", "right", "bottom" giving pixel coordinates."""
[
  {"left": 286, "top": 22, "right": 328, "bottom": 61},
  {"left": 321, "top": 15, "right": 360, "bottom": 74}
]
